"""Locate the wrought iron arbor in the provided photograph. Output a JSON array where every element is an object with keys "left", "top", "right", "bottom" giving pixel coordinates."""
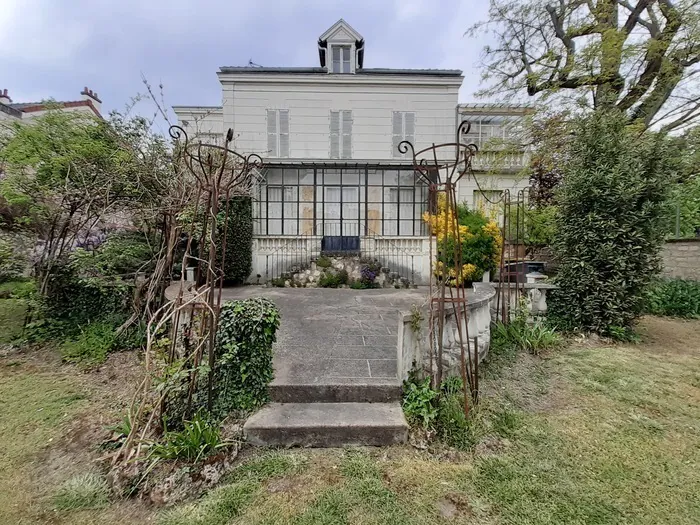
[{"left": 399, "top": 121, "right": 526, "bottom": 416}]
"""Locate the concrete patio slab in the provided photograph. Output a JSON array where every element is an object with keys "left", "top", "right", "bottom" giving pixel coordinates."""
[
  {"left": 225, "top": 287, "right": 422, "bottom": 444},
  {"left": 220, "top": 287, "right": 424, "bottom": 394}
]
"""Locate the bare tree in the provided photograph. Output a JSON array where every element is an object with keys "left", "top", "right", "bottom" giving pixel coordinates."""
[{"left": 469, "top": 0, "right": 700, "bottom": 131}]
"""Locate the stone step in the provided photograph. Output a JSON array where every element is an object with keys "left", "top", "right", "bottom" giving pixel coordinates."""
[
  {"left": 270, "top": 379, "right": 402, "bottom": 403},
  {"left": 244, "top": 402, "right": 409, "bottom": 447}
]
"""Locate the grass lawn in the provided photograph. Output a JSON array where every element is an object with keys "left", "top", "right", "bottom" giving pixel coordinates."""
[{"left": 1, "top": 282, "right": 699, "bottom": 524}]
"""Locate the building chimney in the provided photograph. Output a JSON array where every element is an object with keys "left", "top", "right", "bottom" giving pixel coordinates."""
[
  {"left": 0, "top": 89, "right": 12, "bottom": 105},
  {"left": 80, "top": 86, "right": 102, "bottom": 113}
]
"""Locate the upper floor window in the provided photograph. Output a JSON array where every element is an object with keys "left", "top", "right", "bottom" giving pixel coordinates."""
[
  {"left": 392, "top": 112, "right": 415, "bottom": 158},
  {"left": 267, "top": 109, "right": 289, "bottom": 157},
  {"left": 330, "top": 110, "right": 352, "bottom": 159},
  {"left": 331, "top": 45, "right": 351, "bottom": 73}
]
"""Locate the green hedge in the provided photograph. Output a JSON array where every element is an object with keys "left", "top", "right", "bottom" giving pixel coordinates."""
[
  {"left": 219, "top": 197, "right": 253, "bottom": 285},
  {"left": 645, "top": 278, "right": 700, "bottom": 318}
]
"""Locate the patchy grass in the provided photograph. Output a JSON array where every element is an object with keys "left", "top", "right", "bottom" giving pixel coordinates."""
[
  {"left": 0, "top": 363, "right": 88, "bottom": 523},
  {"left": 1, "top": 309, "right": 699, "bottom": 524},
  {"left": 0, "top": 280, "right": 32, "bottom": 344},
  {"left": 53, "top": 472, "right": 110, "bottom": 511}
]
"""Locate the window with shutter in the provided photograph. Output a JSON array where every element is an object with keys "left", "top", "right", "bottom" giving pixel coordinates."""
[
  {"left": 267, "top": 109, "right": 277, "bottom": 157},
  {"left": 404, "top": 112, "right": 415, "bottom": 145},
  {"left": 330, "top": 110, "right": 352, "bottom": 159},
  {"left": 278, "top": 110, "right": 289, "bottom": 157},
  {"left": 392, "top": 112, "right": 403, "bottom": 158},
  {"left": 392, "top": 112, "right": 416, "bottom": 158},
  {"left": 330, "top": 111, "right": 340, "bottom": 158},
  {"left": 341, "top": 110, "right": 352, "bottom": 159},
  {"left": 266, "top": 110, "right": 290, "bottom": 158}
]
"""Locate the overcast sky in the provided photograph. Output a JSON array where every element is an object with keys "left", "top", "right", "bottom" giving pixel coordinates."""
[{"left": 0, "top": 0, "right": 493, "bottom": 127}]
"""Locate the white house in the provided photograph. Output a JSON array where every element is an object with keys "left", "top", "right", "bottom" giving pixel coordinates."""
[{"left": 173, "top": 19, "right": 529, "bottom": 284}]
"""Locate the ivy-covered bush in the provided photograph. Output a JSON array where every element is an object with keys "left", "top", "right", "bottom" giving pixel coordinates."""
[
  {"left": 423, "top": 196, "right": 502, "bottom": 284},
  {"left": 645, "top": 278, "right": 700, "bottom": 318},
  {"left": 70, "top": 231, "right": 155, "bottom": 277},
  {"left": 29, "top": 231, "right": 154, "bottom": 352},
  {"left": 213, "top": 297, "right": 281, "bottom": 416},
  {"left": 548, "top": 111, "right": 670, "bottom": 336},
  {"left": 219, "top": 197, "right": 253, "bottom": 285},
  {"left": 41, "top": 261, "right": 131, "bottom": 330}
]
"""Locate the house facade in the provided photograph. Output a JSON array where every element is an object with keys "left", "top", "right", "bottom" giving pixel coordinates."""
[
  {"left": 0, "top": 87, "right": 102, "bottom": 122},
  {"left": 173, "top": 20, "right": 529, "bottom": 284}
]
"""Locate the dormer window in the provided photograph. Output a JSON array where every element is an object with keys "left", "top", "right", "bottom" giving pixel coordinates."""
[
  {"left": 331, "top": 45, "right": 351, "bottom": 73},
  {"left": 319, "top": 19, "right": 364, "bottom": 74}
]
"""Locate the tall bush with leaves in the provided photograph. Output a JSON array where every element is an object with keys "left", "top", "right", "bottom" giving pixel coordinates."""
[
  {"left": 0, "top": 238, "right": 25, "bottom": 282},
  {"left": 213, "top": 298, "right": 280, "bottom": 416},
  {"left": 549, "top": 111, "right": 670, "bottom": 336},
  {"left": 219, "top": 197, "right": 253, "bottom": 285}
]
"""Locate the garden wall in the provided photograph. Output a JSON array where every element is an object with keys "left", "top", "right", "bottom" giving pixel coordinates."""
[
  {"left": 397, "top": 284, "right": 496, "bottom": 381},
  {"left": 662, "top": 239, "right": 700, "bottom": 281}
]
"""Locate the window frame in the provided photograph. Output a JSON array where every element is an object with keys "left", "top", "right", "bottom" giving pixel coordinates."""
[
  {"left": 392, "top": 111, "right": 416, "bottom": 158},
  {"left": 330, "top": 45, "right": 352, "bottom": 73},
  {"left": 330, "top": 110, "right": 352, "bottom": 159}
]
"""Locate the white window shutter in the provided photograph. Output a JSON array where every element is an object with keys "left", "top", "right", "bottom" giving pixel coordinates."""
[
  {"left": 341, "top": 110, "right": 352, "bottom": 159},
  {"left": 267, "top": 109, "right": 277, "bottom": 157},
  {"left": 330, "top": 111, "right": 340, "bottom": 158},
  {"left": 392, "top": 112, "right": 403, "bottom": 158},
  {"left": 278, "top": 110, "right": 289, "bottom": 158},
  {"left": 404, "top": 112, "right": 415, "bottom": 146}
]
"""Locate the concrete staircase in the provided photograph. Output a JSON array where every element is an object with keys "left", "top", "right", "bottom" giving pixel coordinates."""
[
  {"left": 244, "top": 379, "right": 408, "bottom": 447},
  {"left": 231, "top": 287, "right": 422, "bottom": 448}
]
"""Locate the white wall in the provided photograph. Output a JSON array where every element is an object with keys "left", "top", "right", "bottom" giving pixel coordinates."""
[
  {"left": 219, "top": 73, "right": 461, "bottom": 161},
  {"left": 172, "top": 107, "right": 224, "bottom": 142},
  {"left": 458, "top": 171, "right": 530, "bottom": 218}
]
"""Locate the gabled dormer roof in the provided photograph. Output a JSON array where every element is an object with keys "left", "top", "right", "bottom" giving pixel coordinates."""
[
  {"left": 318, "top": 19, "right": 365, "bottom": 71},
  {"left": 319, "top": 19, "right": 363, "bottom": 43}
]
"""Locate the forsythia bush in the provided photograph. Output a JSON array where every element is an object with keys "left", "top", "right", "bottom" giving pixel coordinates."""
[{"left": 423, "top": 195, "right": 502, "bottom": 284}]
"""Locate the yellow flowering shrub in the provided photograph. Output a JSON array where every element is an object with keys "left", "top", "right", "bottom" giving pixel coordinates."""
[{"left": 424, "top": 196, "right": 502, "bottom": 285}]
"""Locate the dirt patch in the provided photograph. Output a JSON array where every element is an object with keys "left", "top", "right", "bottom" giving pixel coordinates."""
[
  {"left": 437, "top": 493, "right": 473, "bottom": 519},
  {"left": 636, "top": 316, "right": 700, "bottom": 356}
]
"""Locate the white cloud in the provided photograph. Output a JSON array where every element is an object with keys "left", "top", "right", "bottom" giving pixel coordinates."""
[{"left": 0, "top": 0, "right": 90, "bottom": 64}]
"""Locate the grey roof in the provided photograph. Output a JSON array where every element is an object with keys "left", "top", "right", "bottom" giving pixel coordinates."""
[
  {"left": 8, "top": 102, "right": 37, "bottom": 109},
  {"left": 0, "top": 102, "right": 23, "bottom": 118},
  {"left": 219, "top": 66, "right": 462, "bottom": 77}
]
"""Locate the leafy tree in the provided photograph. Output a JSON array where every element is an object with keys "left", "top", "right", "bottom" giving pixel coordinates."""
[
  {"left": 470, "top": 0, "right": 700, "bottom": 131},
  {"left": 666, "top": 126, "right": 700, "bottom": 236},
  {"left": 528, "top": 113, "right": 573, "bottom": 206},
  {"left": 548, "top": 110, "right": 671, "bottom": 336},
  {"left": 0, "top": 108, "right": 169, "bottom": 295}
]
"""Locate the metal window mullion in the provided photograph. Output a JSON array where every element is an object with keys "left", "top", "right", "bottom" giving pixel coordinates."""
[
  {"left": 364, "top": 167, "right": 368, "bottom": 236},
  {"left": 412, "top": 170, "right": 417, "bottom": 236},
  {"left": 281, "top": 183, "right": 285, "bottom": 235},
  {"left": 296, "top": 169, "right": 300, "bottom": 235},
  {"left": 313, "top": 168, "right": 317, "bottom": 235},
  {"left": 396, "top": 174, "right": 400, "bottom": 237}
]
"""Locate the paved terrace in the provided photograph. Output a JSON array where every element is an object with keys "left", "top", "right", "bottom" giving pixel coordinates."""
[{"left": 220, "top": 287, "right": 425, "bottom": 386}]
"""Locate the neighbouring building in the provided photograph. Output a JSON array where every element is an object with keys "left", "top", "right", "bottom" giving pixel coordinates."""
[
  {"left": 173, "top": 19, "right": 530, "bottom": 284},
  {"left": 0, "top": 87, "right": 103, "bottom": 122}
]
